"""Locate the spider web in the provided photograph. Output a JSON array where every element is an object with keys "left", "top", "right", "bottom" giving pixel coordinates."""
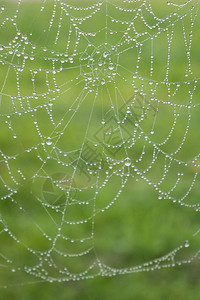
[{"left": 0, "top": 0, "right": 200, "bottom": 287}]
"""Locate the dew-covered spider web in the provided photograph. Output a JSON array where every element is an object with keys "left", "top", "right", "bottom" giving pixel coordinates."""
[{"left": 0, "top": 0, "right": 200, "bottom": 287}]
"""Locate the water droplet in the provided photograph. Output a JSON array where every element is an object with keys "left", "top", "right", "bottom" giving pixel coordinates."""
[
  {"left": 101, "top": 79, "right": 105, "bottom": 85},
  {"left": 13, "top": 134, "right": 17, "bottom": 139},
  {"left": 69, "top": 56, "right": 73, "bottom": 63},
  {"left": 149, "top": 80, "right": 153, "bottom": 85},
  {"left": 101, "top": 119, "right": 105, "bottom": 125},
  {"left": 30, "top": 56, "right": 34, "bottom": 61},
  {"left": 103, "top": 51, "right": 108, "bottom": 58},
  {"left": 124, "top": 157, "right": 131, "bottom": 166},
  {"left": 46, "top": 137, "right": 52, "bottom": 146},
  {"left": 184, "top": 240, "right": 190, "bottom": 248},
  {"left": 133, "top": 73, "right": 137, "bottom": 79},
  {"left": 108, "top": 63, "right": 114, "bottom": 70},
  {"left": 0, "top": 45, "right": 4, "bottom": 51},
  {"left": 150, "top": 130, "right": 154, "bottom": 135},
  {"left": 184, "top": 72, "right": 188, "bottom": 77}
]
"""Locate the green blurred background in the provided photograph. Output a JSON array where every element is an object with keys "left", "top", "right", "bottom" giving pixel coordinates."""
[{"left": 0, "top": 0, "right": 200, "bottom": 299}]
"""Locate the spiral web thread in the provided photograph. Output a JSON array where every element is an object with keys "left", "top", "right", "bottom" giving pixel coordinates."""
[{"left": 0, "top": 0, "right": 200, "bottom": 286}]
